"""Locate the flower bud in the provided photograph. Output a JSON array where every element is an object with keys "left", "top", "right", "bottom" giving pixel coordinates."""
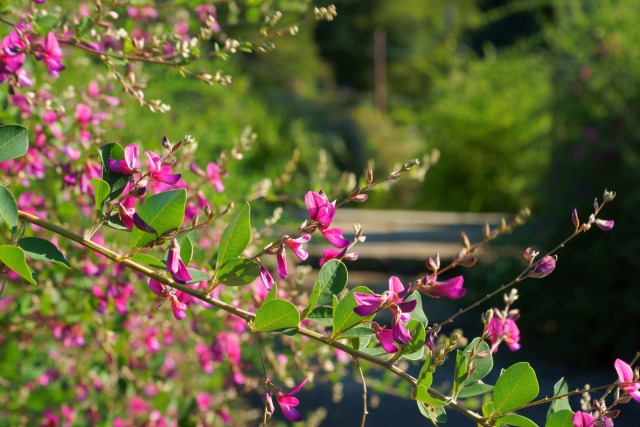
[
  {"left": 528, "top": 255, "right": 556, "bottom": 278},
  {"left": 572, "top": 208, "right": 580, "bottom": 229},
  {"left": 161, "top": 136, "right": 172, "bottom": 151},
  {"left": 594, "top": 218, "right": 614, "bottom": 231},
  {"left": 460, "top": 231, "right": 471, "bottom": 250},
  {"left": 603, "top": 189, "right": 616, "bottom": 202},
  {"left": 481, "top": 309, "right": 494, "bottom": 325}
]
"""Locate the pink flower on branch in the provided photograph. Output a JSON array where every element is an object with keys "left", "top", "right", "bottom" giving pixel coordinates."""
[
  {"left": 276, "top": 235, "right": 311, "bottom": 279},
  {"left": 167, "top": 239, "right": 192, "bottom": 284},
  {"left": 38, "top": 32, "right": 65, "bottom": 77},
  {"left": 417, "top": 274, "right": 466, "bottom": 299},
  {"left": 305, "top": 190, "right": 336, "bottom": 229},
  {"left": 206, "top": 162, "right": 224, "bottom": 192},
  {"left": 572, "top": 411, "right": 595, "bottom": 427},
  {"left": 275, "top": 379, "right": 307, "bottom": 422},
  {"left": 145, "top": 151, "right": 181, "bottom": 185},
  {"left": 614, "top": 358, "right": 640, "bottom": 402},
  {"left": 485, "top": 309, "right": 521, "bottom": 353},
  {"left": 528, "top": 255, "right": 556, "bottom": 279},
  {"left": 108, "top": 144, "right": 140, "bottom": 174}
]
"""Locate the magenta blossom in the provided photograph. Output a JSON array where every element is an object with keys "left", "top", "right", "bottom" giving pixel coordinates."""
[
  {"left": 528, "top": 255, "right": 556, "bottom": 278},
  {"left": 167, "top": 239, "right": 192, "bottom": 284},
  {"left": 145, "top": 151, "right": 181, "bottom": 185},
  {"left": 354, "top": 276, "right": 417, "bottom": 350},
  {"left": 38, "top": 32, "right": 65, "bottom": 77},
  {"left": 108, "top": 144, "right": 139, "bottom": 174},
  {"left": 275, "top": 379, "right": 307, "bottom": 422},
  {"left": 320, "top": 227, "right": 349, "bottom": 248},
  {"left": 371, "top": 322, "right": 399, "bottom": 353},
  {"left": 206, "top": 162, "right": 224, "bottom": 192},
  {"left": 594, "top": 218, "right": 614, "bottom": 231},
  {"left": 319, "top": 247, "right": 358, "bottom": 267},
  {"left": 418, "top": 274, "right": 466, "bottom": 299},
  {"left": 486, "top": 309, "right": 521, "bottom": 353},
  {"left": 572, "top": 412, "right": 595, "bottom": 427},
  {"left": 258, "top": 264, "right": 275, "bottom": 290},
  {"left": 305, "top": 190, "right": 335, "bottom": 228},
  {"left": 614, "top": 358, "right": 640, "bottom": 402},
  {"left": 277, "top": 235, "right": 312, "bottom": 279},
  {"left": 147, "top": 277, "right": 193, "bottom": 320}
]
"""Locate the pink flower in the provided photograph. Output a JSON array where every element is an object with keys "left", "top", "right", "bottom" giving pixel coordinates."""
[
  {"left": 594, "top": 218, "right": 614, "bottom": 231},
  {"left": 320, "top": 227, "right": 349, "bottom": 248},
  {"left": 38, "top": 32, "right": 65, "bottom": 77},
  {"left": 354, "top": 276, "right": 417, "bottom": 351},
  {"left": 275, "top": 379, "right": 307, "bottom": 422},
  {"left": 572, "top": 411, "right": 594, "bottom": 427},
  {"left": 206, "top": 162, "right": 224, "bottom": 192},
  {"left": 108, "top": 144, "right": 139, "bottom": 174},
  {"left": 277, "top": 235, "right": 312, "bottom": 279},
  {"left": 418, "top": 275, "right": 466, "bottom": 299},
  {"left": 304, "top": 190, "right": 335, "bottom": 228},
  {"left": 167, "top": 239, "right": 192, "bottom": 284},
  {"left": 528, "top": 255, "right": 556, "bottom": 278},
  {"left": 371, "top": 322, "right": 398, "bottom": 353},
  {"left": 259, "top": 264, "right": 275, "bottom": 290},
  {"left": 614, "top": 358, "right": 640, "bottom": 402},
  {"left": 319, "top": 247, "right": 358, "bottom": 267},
  {"left": 485, "top": 309, "right": 521, "bottom": 353},
  {"left": 145, "top": 151, "right": 181, "bottom": 185}
]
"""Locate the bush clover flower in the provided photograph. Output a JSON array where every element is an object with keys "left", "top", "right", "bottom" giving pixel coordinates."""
[
  {"left": 147, "top": 277, "right": 193, "bottom": 320},
  {"left": 572, "top": 411, "right": 595, "bottom": 427},
  {"left": 354, "top": 276, "right": 417, "bottom": 350},
  {"left": 145, "top": 151, "right": 181, "bottom": 185},
  {"left": 167, "top": 239, "right": 192, "bottom": 284},
  {"left": 304, "top": 190, "right": 335, "bottom": 229},
  {"left": 275, "top": 378, "right": 307, "bottom": 422},
  {"left": 108, "top": 144, "right": 140, "bottom": 174},
  {"left": 614, "top": 358, "right": 640, "bottom": 402},
  {"left": 417, "top": 274, "right": 466, "bottom": 299},
  {"left": 38, "top": 32, "right": 65, "bottom": 77},
  {"left": 276, "top": 235, "right": 311, "bottom": 279},
  {"left": 319, "top": 247, "right": 358, "bottom": 267},
  {"left": 206, "top": 162, "right": 225, "bottom": 192},
  {"left": 528, "top": 255, "right": 557, "bottom": 278},
  {"left": 485, "top": 308, "right": 521, "bottom": 353}
]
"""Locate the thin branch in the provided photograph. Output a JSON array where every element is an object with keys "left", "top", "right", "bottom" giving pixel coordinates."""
[{"left": 352, "top": 358, "right": 368, "bottom": 427}]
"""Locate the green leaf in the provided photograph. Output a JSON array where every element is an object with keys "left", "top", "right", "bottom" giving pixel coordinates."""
[
  {"left": 129, "top": 253, "right": 165, "bottom": 270},
  {"left": 306, "top": 306, "right": 333, "bottom": 326},
  {"left": 462, "top": 337, "right": 493, "bottom": 386},
  {"left": 332, "top": 286, "right": 374, "bottom": 339},
  {"left": 494, "top": 362, "right": 539, "bottom": 414},
  {"left": 253, "top": 299, "right": 300, "bottom": 332},
  {"left": 547, "top": 378, "right": 571, "bottom": 418},
  {"left": 178, "top": 235, "right": 193, "bottom": 266},
  {"left": 335, "top": 326, "right": 374, "bottom": 339},
  {"left": 0, "top": 125, "right": 28, "bottom": 163},
  {"left": 414, "top": 357, "right": 446, "bottom": 406},
  {"left": 350, "top": 334, "right": 372, "bottom": 350},
  {"left": 216, "top": 202, "right": 251, "bottom": 267},
  {"left": 97, "top": 143, "right": 127, "bottom": 202},
  {"left": 457, "top": 383, "right": 495, "bottom": 399},
  {"left": 417, "top": 401, "right": 447, "bottom": 425},
  {"left": 92, "top": 178, "right": 111, "bottom": 215},
  {"left": 0, "top": 245, "right": 37, "bottom": 285},
  {"left": 0, "top": 183, "right": 18, "bottom": 230},
  {"left": 453, "top": 349, "right": 469, "bottom": 394},
  {"left": 399, "top": 319, "right": 425, "bottom": 360},
  {"left": 545, "top": 410, "right": 574, "bottom": 427},
  {"left": 130, "top": 190, "right": 186, "bottom": 249},
  {"left": 264, "top": 283, "right": 277, "bottom": 303},
  {"left": 405, "top": 291, "right": 428, "bottom": 327},
  {"left": 496, "top": 414, "right": 539, "bottom": 427},
  {"left": 215, "top": 258, "right": 260, "bottom": 287},
  {"left": 483, "top": 401, "right": 496, "bottom": 417},
  {"left": 304, "top": 259, "right": 348, "bottom": 317},
  {"left": 18, "top": 237, "right": 70, "bottom": 269},
  {"left": 184, "top": 268, "right": 210, "bottom": 284}
]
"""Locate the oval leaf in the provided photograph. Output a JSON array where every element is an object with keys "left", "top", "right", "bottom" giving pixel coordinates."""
[
  {"left": 0, "top": 125, "right": 28, "bottom": 163},
  {"left": 494, "top": 362, "right": 539, "bottom": 414},
  {"left": 457, "top": 383, "right": 495, "bottom": 399},
  {"left": 253, "top": 299, "right": 300, "bottom": 332},
  {"left": 92, "top": 178, "right": 110, "bottom": 215},
  {"left": 0, "top": 245, "right": 37, "bottom": 285},
  {"left": 18, "top": 237, "right": 70, "bottom": 269},
  {"left": 405, "top": 291, "right": 428, "bottom": 327},
  {"left": 399, "top": 319, "right": 426, "bottom": 360},
  {"left": 0, "top": 183, "right": 18, "bottom": 230},
  {"left": 216, "top": 202, "right": 251, "bottom": 267},
  {"left": 496, "top": 414, "right": 539, "bottom": 427},
  {"left": 332, "top": 286, "right": 374, "bottom": 339},
  {"left": 184, "top": 268, "right": 210, "bottom": 284},
  {"left": 130, "top": 189, "right": 187, "bottom": 249},
  {"left": 216, "top": 258, "right": 260, "bottom": 287},
  {"left": 547, "top": 378, "right": 571, "bottom": 417},
  {"left": 129, "top": 253, "right": 165, "bottom": 270},
  {"left": 305, "top": 259, "right": 348, "bottom": 317},
  {"left": 97, "top": 143, "right": 127, "bottom": 202},
  {"left": 545, "top": 409, "right": 574, "bottom": 427}
]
